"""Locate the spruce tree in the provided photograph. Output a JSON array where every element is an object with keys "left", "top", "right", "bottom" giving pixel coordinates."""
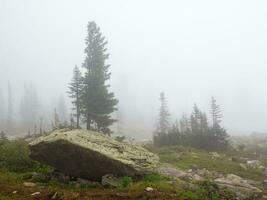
[
  {"left": 82, "top": 21, "right": 118, "bottom": 134},
  {"left": 210, "top": 96, "right": 223, "bottom": 129},
  {"left": 200, "top": 112, "right": 208, "bottom": 133},
  {"left": 210, "top": 97, "right": 229, "bottom": 150},
  {"left": 158, "top": 92, "right": 170, "bottom": 134},
  {"left": 154, "top": 92, "right": 170, "bottom": 145},
  {"left": 180, "top": 114, "right": 190, "bottom": 134},
  {"left": 190, "top": 104, "right": 201, "bottom": 134},
  {"left": 68, "top": 65, "right": 83, "bottom": 128}
]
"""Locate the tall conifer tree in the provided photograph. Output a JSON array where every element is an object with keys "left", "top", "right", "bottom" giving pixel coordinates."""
[{"left": 82, "top": 21, "right": 118, "bottom": 134}]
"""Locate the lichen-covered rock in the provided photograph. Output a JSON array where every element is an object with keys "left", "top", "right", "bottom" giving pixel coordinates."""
[
  {"left": 29, "top": 129, "right": 159, "bottom": 181},
  {"left": 101, "top": 174, "right": 120, "bottom": 187},
  {"left": 215, "top": 174, "right": 262, "bottom": 199},
  {"left": 158, "top": 167, "right": 188, "bottom": 179}
]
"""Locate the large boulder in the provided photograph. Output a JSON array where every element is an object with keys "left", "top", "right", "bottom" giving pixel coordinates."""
[{"left": 29, "top": 129, "right": 159, "bottom": 181}]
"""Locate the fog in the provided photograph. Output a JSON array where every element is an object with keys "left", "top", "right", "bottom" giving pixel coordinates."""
[{"left": 1, "top": 0, "right": 267, "bottom": 139}]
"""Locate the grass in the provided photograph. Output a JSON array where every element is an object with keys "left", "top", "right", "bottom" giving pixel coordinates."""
[
  {"left": 0, "top": 194, "right": 12, "bottom": 200},
  {"left": 148, "top": 145, "right": 265, "bottom": 181},
  {"left": 0, "top": 138, "right": 263, "bottom": 199}
]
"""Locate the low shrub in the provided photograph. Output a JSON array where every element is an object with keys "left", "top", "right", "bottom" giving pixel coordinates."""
[
  {"left": 0, "top": 139, "right": 50, "bottom": 173},
  {"left": 120, "top": 176, "right": 133, "bottom": 188}
]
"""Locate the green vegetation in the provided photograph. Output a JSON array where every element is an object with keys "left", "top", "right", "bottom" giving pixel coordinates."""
[
  {"left": 0, "top": 139, "right": 52, "bottom": 174},
  {"left": 120, "top": 176, "right": 133, "bottom": 188},
  {"left": 0, "top": 137, "right": 264, "bottom": 199},
  {"left": 179, "top": 181, "right": 236, "bottom": 200},
  {"left": 148, "top": 145, "right": 265, "bottom": 181},
  {"left": 0, "top": 139, "right": 36, "bottom": 172}
]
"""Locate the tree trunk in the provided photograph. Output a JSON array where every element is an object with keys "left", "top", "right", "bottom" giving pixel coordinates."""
[
  {"left": 86, "top": 114, "right": 90, "bottom": 130},
  {"left": 77, "top": 113, "right": 80, "bottom": 129}
]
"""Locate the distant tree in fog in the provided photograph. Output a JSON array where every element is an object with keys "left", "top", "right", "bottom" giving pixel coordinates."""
[
  {"left": 0, "top": 88, "right": 5, "bottom": 122},
  {"left": 200, "top": 112, "right": 208, "bottom": 132},
  {"left": 0, "top": 131, "right": 7, "bottom": 142},
  {"left": 209, "top": 97, "right": 228, "bottom": 150},
  {"left": 53, "top": 108, "right": 60, "bottom": 129},
  {"left": 154, "top": 92, "right": 170, "bottom": 145},
  {"left": 190, "top": 104, "right": 209, "bottom": 134},
  {"left": 190, "top": 104, "right": 201, "bottom": 133},
  {"left": 158, "top": 92, "right": 170, "bottom": 134},
  {"left": 20, "top": 84, "right": 39, "bottom": 131},
  {"left": 153, "top": 95, "right": 229, "bottom": 151},
  {"left": 179, "top": 114, "right": 190, "bottom": 133},
  {"left": 210, "top": 96, "right": 223, "bottom": 129},
  {"left": 57, "top": 95, "right": 67, "bottom": 123},
  {"left": 68, "top": 65, "right": 83, "bottom": 128},
  {"left": 81, "top": 21, "right": 118, "bottom": 134},
  {"left": 6, "top": 81, "right": 13, "bottom": 127}
]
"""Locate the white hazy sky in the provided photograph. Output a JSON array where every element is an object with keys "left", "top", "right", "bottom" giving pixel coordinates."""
[{"left": 1, "top": 0, "right": 267, "bottom": 138}]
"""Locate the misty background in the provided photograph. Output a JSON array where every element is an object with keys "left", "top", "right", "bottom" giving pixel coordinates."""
[{"left": 1, "top": 0, "right": 267, "bottom": 139}]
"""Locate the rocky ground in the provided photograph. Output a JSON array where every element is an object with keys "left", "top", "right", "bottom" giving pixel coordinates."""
[{"left": 1, "top": 129, "right": 267, "bottom": 199}]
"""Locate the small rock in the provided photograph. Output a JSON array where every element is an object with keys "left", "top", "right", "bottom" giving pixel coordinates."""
[
  {"left": 51, "top": 171, "right": 70, "bottom": 183},
  {"left": 210, "top": 152, "right": 220, "bottom": 159},
  {"left": 263, "top": 180, "right": 267, "bottom": 189},
  {"left": 239, "top": 163, "right": 247, "bottom": 170},
  {"left": 191, "top": 174, "right": 204, "bottom": 181},
  {"left": 74, "top": 182, "right": 81, "bottom": 188},
  {"left": 51, "top": 192, "right": 57, "bottom": 199},
  {"left": 158, "top": 167, "right": 188, "bottom": 179},
  {"left": 23, "top": 182, "right": 36, "bottom": 187},
  {"left": 176, "top": 152, "right": 183, "bottom": 159},
  {"left": 31, "top": 192, "right": 40, "bottom": 196},
  {"left": 31, "top": 172, "right": 50, "bottom": 182},
  {"left": 259, "top": 165, "right": 265, "bottom": 170},
  {"left": 12, "top": 191, "right": 18, "bottom": 194},
  {"left": 145, "top": 187, "right": 154, "bottom": 192},
  {"left": 247, "top": 160, "right": 261, "bottom": 169},
  {"left": 231, "top": 156, "right": 247, "bottom": 163},
  {"left": 101, "top": 174, "right": 120, "bottom": 187},
  {"left": 77, "top": 178, "right": 91, "bottom": 184},
  {"left": 191, "top": 164, "right": 198, "bottom": 170},
  {"left": 196, "top": 168, "right": 212, "bottom": 178}
]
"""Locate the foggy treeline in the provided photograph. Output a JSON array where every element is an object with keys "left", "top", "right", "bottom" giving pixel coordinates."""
[
  {"left": 154, "top": 93, "right": 229, "bottom": 151},
  {"left": 0, "top": 81, "right": 68, "bottom": 135}
]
